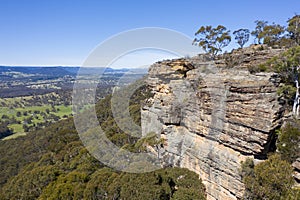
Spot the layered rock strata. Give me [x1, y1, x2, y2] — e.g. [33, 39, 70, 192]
[141, 49, 285, 199]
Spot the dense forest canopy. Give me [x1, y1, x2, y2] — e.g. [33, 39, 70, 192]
[0, 85, 206, 200]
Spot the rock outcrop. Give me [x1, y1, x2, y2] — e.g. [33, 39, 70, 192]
[141, 47, 285, 199]
[293, 158, 300, 185]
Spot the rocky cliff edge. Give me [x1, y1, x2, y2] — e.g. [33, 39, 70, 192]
[141, 46, 286, 200]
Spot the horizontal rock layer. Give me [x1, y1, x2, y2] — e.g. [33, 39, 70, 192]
[293, 158, 300, 185]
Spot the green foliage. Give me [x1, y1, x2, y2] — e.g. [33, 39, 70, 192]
[277, 123, 300, 163]
[242, 154, 296, 200]
[193, 25, 231, 56]
[251, 20, 268, 44]
[247, 63, 268, 74]
[39, 171, 90, 200]
[240, 158, 254, 178]
[83, 167, 119, 200]
[287, 14, 300, 45]
[233, 28, 250, 48]
[251, 20, 285, 46]
[0, 165, 61, 200]
[84, 167, 206, 200]
[132, 132, 165, 153]
[0, 122, 13, 139]
[171, 188, 204, 200]
[250, 45, 300, 106]
[277, 37, 296, 48]
[277, 84, 296, 105]
[112, 172, 168, 200]
[94, 82, 155, 149]
[0, 104, 72, 135]
[262, 23, 285, 46]
[0, 117, 78, 186]
[160, 168, 206, 200]
[267, 45, 300, 84]
[0, 81, 207, 200]
[284, 188, 300, 200]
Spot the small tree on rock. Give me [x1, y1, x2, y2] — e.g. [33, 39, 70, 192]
[233, 28, 250, 48]
[193, 25, 231, 56]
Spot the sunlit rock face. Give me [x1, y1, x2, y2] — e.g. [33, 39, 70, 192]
[141, 47, 285, 199]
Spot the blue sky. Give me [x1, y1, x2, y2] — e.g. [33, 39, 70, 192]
[0, 0, 299, 66]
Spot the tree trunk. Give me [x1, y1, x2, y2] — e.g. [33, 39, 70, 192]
[293, 67, 300, 116]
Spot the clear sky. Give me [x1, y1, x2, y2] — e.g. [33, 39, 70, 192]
[0, 0, 299, 66]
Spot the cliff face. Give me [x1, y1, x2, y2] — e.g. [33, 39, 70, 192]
[141, 47, 285, 200]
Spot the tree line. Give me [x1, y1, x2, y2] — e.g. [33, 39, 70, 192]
[193, 15, 300, 56]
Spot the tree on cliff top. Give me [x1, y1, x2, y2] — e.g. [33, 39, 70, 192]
[193, 25, 231, 56]
[233, 28, 250, 48]
[287, 14, 300, 45]
[252, 20, 285, 46]
[251, 20, 268, 44]
[262, 23, 285, 46]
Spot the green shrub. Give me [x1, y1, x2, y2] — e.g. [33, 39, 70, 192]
[242, 154, 296, 200]
[248, 63, 268, 74]
[277, 84, 297, 105]
[277, 123, 300, 163]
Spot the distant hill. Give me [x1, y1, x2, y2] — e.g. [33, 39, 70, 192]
[0, 66, 147, 78]
[0, 66, 77, 77]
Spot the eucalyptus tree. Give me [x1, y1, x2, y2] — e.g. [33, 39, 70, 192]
[193, 25, 231, 56]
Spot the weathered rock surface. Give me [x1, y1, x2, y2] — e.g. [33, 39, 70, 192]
[141, 48, 285, 199]
[216, 44, 285, 69]
[293, 158, 300, 185]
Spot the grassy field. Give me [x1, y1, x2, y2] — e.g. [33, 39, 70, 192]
[0, 105, 72, 118]
[0, 104, 73, 136]
[0, 96, 32, 104]
[0, 91, 97, 140]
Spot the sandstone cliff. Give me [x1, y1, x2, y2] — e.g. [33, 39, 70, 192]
[141, 46, 286, 199]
